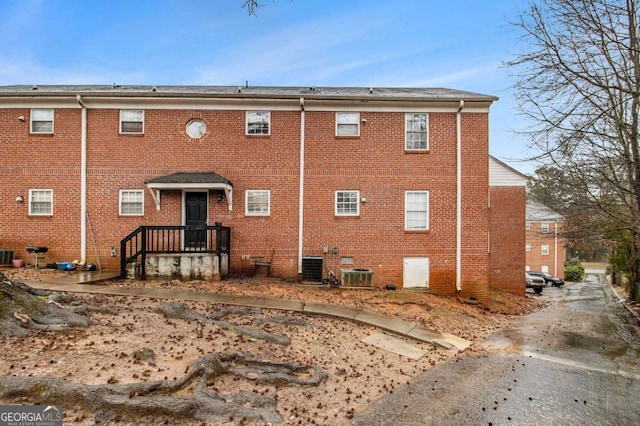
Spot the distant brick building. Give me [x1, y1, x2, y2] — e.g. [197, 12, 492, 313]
[0, 85, 525, 299]
[525, 200, 565, 278]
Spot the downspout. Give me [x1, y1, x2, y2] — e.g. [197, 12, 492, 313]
[77, 95, 88, 264]
[456, 100, 464, 292]
[298, 97, 305, 274]
[554, 221, 558, 276]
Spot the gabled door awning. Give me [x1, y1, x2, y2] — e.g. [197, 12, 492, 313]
[145, 172, 233, 211]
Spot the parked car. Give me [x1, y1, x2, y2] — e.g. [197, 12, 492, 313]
[527, 271, 564, 287]
[526, 272, 546, 294]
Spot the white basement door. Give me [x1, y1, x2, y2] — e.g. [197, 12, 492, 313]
[403, 257, 430, 288]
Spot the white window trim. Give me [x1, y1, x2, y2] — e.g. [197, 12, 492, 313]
[525, 221, 531, 230]
[541, 244, 549, 256]
[120, 109, 145, 134]
[405, 190, 430, 231]
[246, 111, 271, 135]
[525, 244, 532, 252]
[245, 190, 271, 216]
[335, 190, 360, 216]
[28, 189, 53, 216]
[541, 222, 549, 233]
[30, 109, 54, 134]
[336, 112, 360, 136]
[405, 113, 429, 151]
[119, 189, 144, 216]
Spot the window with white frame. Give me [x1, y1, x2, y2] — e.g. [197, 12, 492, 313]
[120, 110, 144, 134]
[525, 244, 532, 252]
[405, 113, 428, 150]
[245, 190, 270, 216]
[335, 191, 360, 216]
[541, 244, 549, 255]
[30, 109, 54, 134]
[336, 112, 360, 136]
[405, 191, 429, 230]
[541, 222, 549, 233]
[29, 189, 53, 215]
[525, 221, 531, 230]
[246, 111, 270, 135]
[541, 265, 549, 273]
[119, 190, 144, 216]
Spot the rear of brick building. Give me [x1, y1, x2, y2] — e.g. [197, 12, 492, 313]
[0, 85, 525, 299]
[525, 200, 565, 278]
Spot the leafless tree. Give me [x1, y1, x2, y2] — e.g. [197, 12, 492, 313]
[509, 0, 640, 298]
[243, 0, 262, 16]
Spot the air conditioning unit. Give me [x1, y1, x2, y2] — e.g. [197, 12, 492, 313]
[341, 268, 374, 288]
[301, 256, 323, 282]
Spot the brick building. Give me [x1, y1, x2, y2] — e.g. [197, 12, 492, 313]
[488, 157, 529, 295]
[0, 85, 525, 299]
[525, 200, 565, 278]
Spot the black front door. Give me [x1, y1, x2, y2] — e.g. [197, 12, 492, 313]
[185, 192, 207, 248]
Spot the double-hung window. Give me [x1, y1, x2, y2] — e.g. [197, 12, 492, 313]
[119, 190, 144, 216]
[405, 191, 429, 230]
[246, 111, 270, 135]
[246, 190, 270, 216]
[29, 189, 53, 215]
[525, 244, 532, 252]
[335, 190, 360, 216]
[541, 244, 549, 256]
[30, 109, 54, 134]
[541, 222, 549, 233]
[336, 112, 360, 136]
[120, 110, 144, 134]
[405, 113, 428, 150]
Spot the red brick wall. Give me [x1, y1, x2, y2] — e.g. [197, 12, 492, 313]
[489, 186, 526, 296]
[0, 108, 82, 265]
[1, 104, 493, 298]
[526, 221, 565, 278]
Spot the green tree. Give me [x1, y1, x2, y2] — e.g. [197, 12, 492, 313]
[509, 0, 640, 299]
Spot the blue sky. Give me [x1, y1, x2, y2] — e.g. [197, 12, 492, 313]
[0, 0, 535, 174]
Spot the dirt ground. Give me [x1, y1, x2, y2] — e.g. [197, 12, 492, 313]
[0, 267, 546, 425]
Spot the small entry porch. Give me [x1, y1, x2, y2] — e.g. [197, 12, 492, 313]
[120, 171, 233, 280]
[120, 223, 231, 280]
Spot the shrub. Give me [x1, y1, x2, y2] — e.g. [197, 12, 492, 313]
[564, 263, 585, 282]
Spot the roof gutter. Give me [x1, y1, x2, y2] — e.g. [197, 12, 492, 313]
[456, 100, 464, 292]
[76, 95, 87, 264]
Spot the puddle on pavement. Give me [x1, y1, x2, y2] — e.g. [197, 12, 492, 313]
[562, 331, 629, 359]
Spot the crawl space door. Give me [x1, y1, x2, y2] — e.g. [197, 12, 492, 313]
[403, 257, 429, 288]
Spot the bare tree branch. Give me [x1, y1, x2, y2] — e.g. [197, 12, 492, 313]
[509, 0, 640, 298]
